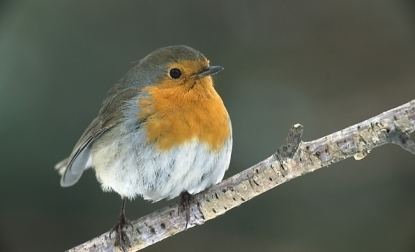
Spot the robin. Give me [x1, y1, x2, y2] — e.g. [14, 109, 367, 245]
[55, 45, 232, 249]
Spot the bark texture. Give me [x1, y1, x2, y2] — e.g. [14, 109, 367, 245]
[68, 100, 415, 252]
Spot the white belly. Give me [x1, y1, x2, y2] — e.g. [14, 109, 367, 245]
[91, 125, 232, 201]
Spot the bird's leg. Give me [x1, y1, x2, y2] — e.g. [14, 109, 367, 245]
[179, 191, 193, 229]
[110, 198, 132, 251]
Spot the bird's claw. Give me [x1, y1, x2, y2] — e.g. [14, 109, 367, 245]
[179, 191, 192, 229]
[110, 214, 133, 251]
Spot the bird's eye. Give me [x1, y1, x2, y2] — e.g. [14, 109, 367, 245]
[169, 68, 182, 79]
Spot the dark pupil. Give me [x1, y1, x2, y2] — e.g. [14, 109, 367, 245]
[169, 68, 182, 79]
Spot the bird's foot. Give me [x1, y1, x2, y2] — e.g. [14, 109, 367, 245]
[110, 213, 133, 251]
[179, 191, 193, 229]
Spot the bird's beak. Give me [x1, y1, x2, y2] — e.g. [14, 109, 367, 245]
[196, 65, 224, 79]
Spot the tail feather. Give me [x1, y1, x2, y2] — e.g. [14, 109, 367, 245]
[54, 158, 69, 176]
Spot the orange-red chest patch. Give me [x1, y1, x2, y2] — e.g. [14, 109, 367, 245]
[138, 78, 230, 152]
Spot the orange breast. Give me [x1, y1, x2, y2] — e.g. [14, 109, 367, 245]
[138, 77, 230, 151]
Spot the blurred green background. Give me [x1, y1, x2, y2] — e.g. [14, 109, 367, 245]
[1, 0, 415, 251]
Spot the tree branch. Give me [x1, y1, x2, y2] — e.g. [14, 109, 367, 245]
[68, 100, 415, 252]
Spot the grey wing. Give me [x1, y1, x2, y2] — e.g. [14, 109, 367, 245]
[55, 87, 140, 187]
[57, 117, 109, 187]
